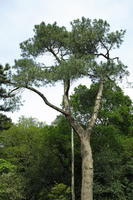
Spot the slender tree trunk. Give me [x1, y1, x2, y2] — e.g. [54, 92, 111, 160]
[71, 128, 75, 200]
[81, 134, 93, 200]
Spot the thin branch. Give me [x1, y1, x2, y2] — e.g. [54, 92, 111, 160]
[94, 53, 108, 59]
[112, 56, 119, 61]
[25, 85, 69, 116]
[0, 94, 14, 98]
[94, 53, 119, 62]
[8, 87, 20, 95]
[48, 47, 61, 64]
[108, 43, 113, 52]
[99, 39, 110, 58]
[25, 85, 85, 139]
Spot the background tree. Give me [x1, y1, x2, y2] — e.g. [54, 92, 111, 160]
[47, 183, 71, 200]
[0, 64, 19, 130]
[0, 158, 25, 200]
[0, 117, 72, 200]
[7, 17, 128, 200]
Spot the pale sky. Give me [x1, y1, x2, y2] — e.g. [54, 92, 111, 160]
[0, 0, 133, 124]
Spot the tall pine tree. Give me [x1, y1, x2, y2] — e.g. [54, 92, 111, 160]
[8, 18, 128, 200]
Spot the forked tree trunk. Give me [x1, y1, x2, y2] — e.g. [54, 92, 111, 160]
[81, 134, 93, 200]
[26, 80, 104, 200]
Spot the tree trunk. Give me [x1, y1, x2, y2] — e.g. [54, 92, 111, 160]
[81, 134, 93, 200]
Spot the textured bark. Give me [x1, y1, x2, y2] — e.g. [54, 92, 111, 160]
[63, 79, 70, 113]
[81, 134, 93, 200]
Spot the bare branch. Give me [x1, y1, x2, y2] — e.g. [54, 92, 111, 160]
[25, 85, 69, 116]
[94, 53, 108, 59]
[108, 43, 113, 52]
[112, 57, 119, 61]
[0, 94, 14, 98]
[8, 87, 20, 95]
[94, 53, 119, 62]
[99, 39, 110, 58]
[48, 47, 61, 63]
[25, 84, 85, 139]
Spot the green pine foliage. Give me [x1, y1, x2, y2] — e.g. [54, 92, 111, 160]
[12, 17, 127, 88]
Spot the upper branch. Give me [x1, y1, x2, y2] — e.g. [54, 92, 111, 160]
[48, 47, 61, 64]
[94, 52, 119, 63]
[99, 39, 110, 58]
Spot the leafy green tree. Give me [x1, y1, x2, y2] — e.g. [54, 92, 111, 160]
[0, 114, 12, 131]
[0, 117, 46, 199]
[7, 17, 128, 200]
[92, 128, 133, 200]
[0, 117, 72, 200]
[70, 82, 133, 131]
[0, 172, 25, 200]
[0, 158, 25, 200]
[120, 137, 133, 200]
[48, 183, 71, 200]
[0, 158, 15, 174]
